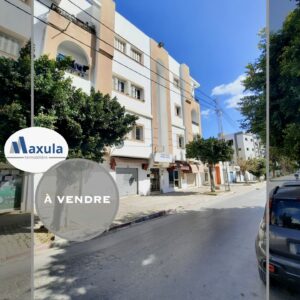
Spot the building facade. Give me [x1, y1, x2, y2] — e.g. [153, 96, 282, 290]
[223, 132, 265, 163]
[1, 0, 203, 202]
[0, 0, 32, 212]
[223, 132, 265, 182]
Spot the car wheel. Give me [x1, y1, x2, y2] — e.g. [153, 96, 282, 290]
[258, 267, 266, 284]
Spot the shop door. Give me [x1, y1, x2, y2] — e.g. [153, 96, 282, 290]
[150, 168, 160, 192]
[116, 168, 138, 197]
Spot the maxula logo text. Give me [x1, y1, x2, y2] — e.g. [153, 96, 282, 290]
[11, 136, 63, 154]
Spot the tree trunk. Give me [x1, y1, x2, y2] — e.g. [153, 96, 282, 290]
[208, 165, 216, 192]
[243, 171, 248, 183]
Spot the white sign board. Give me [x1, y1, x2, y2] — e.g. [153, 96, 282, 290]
[154, 153, 173, 163]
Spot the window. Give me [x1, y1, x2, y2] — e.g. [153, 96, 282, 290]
[271, 198, 300, 230]
[177, 135, 185, 149]
[115, 38, 126, 53]
[113, 77, 126, 93]
[132, 125, 144, 141]
[245, 137, 248, 141]
[174, 78, 180, 88]
[175, 105, 182, 117]
[238, 148, 242, 151]
[131, 48, 142, 63]
[131, 85, 143, 100]
[0, 32, 21, 59]
[246, 147, 249, 151]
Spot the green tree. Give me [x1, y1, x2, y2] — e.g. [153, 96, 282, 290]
[248, 158, 266, 181]
[0, 43, 138, 161]
[240, 3, 300, 165]
[186, 137, 233, 192]
[236, 158, 252, 183]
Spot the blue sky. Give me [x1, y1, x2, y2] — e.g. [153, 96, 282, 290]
[115, 0, 266, 138]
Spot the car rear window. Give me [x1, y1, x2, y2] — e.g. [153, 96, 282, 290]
[271, 199, 300, 230]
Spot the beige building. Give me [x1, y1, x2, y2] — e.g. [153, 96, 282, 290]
[1, 0, 203, 202]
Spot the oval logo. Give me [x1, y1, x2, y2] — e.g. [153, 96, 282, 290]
[4, 127, 69, 173]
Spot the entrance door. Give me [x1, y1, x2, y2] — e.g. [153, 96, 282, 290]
[150, 168, 160, 192]
[116, 168, 138, 197]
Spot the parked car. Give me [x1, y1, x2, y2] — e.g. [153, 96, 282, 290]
[255, 181, 300, 285]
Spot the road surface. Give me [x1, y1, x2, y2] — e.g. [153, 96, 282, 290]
[34, 186, 267, 300]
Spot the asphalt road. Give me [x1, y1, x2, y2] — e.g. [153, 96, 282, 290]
[34, 186, 268, 300]
[2, 182, 299, 299]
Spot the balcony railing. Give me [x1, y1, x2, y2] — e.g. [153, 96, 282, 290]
[57, 53, 89, 79]
[50, 3, 96, 35]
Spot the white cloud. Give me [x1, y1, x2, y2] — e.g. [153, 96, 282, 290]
[201, 109, 211, 118]
[211, 74, 249, 109]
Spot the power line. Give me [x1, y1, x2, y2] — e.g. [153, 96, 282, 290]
[57, 0, 198, 91]
[36, 0, 223, 119]
[195, 89, 217, 104]
[8, 0, 240, 135]
[34, 0, 205, 104]
[6, 0, 202, 107]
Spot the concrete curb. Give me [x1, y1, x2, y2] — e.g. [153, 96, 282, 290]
[109, 210, 169, 232]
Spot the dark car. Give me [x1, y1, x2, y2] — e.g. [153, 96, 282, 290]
[255, 181, 300, 285]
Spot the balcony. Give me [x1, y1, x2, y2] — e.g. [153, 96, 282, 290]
[50, 3, 96, 35]
[57, 53, 89, 79]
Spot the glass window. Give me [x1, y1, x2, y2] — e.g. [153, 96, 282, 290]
[271, 199, 300, 230]
[131, 48, 142, 63]
[114, 77, 126, 93]
[131, 85, 143, 100]
[175, 105, 181, 117]
[133, 125, 143, 141]
[174, 78, 180, 88]
[115, 38, 126, 53]
[178, 135, 184, 149]
[169, 169, 174, 187]
[0, 32, 21, 59]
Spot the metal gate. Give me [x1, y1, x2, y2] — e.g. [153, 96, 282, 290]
[116, 168, 138, 197]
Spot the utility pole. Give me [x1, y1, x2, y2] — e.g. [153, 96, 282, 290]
[215, 98, 230, 191]
[215, 98, 224, 140]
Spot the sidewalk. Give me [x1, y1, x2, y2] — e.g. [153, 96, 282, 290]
[0, 182, 265, 258]
[113, 182, 265, 225]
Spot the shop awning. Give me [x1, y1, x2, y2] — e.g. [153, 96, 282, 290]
[177, 163, 190, 171]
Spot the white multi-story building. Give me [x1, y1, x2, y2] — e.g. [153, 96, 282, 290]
[1, 0, 203, 204]
[223, 132, 265, 164]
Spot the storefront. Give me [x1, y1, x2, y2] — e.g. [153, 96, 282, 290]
[108, 157, 150, 196]
[116, 167, 138, 197]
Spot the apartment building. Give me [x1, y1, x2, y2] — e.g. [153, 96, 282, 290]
[223, 132, 265, 163]
[1, 0, 203, 199]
